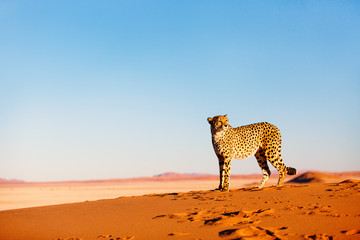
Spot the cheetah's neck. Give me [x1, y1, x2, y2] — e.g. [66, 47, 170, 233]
[211, 126, 233, 143]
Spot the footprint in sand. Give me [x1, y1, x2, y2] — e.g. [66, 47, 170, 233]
[204, 210, 269, 227]
[98, 235, 135, 240]
[341, 229, 360, 236]
[283, 205, 304, 211]
[153, 210, 214, 223]
[243, 208, 275, 217]
[302, 204, 342, 217]
[205, 215, 260, 226]
[218, 226, 284, 240]
[56, 238, 83, 240]
[303, 234, 333, 240]
[168, 232, 190, 237]
[153, 208, 275, 228]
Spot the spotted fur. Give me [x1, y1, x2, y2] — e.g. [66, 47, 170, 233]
[207, 114, 297, 191]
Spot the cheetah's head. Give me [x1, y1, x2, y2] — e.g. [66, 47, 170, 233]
[207, 115, 229, 133]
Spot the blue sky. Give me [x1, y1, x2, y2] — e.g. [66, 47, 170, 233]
[1, 1, 359, 181]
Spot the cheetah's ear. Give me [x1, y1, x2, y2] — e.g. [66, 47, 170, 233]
[207, 117, 213, 124]
[224, 114, 227, 118]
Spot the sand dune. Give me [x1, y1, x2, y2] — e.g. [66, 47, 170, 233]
[1, 176, 360, 240]
[287, 171, 343, 184]
[0, 171, 359, 211]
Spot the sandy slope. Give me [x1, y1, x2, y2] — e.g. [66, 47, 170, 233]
[0, 179, 273, 211]
[2, 171, 357, 211]
[0, 179, 359, 240]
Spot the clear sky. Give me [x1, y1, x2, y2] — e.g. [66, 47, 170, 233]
[1, 1, 359, 182]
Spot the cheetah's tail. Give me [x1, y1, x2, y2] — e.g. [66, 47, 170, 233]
[286, 167, 297, 175]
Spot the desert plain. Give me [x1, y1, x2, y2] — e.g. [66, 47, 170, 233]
[0, 171, 360, 240]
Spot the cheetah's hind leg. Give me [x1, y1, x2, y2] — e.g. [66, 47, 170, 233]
[255, 148, 271, 189]
[273, 166, 298, 187]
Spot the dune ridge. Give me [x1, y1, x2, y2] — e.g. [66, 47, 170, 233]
[288, 171, 343, 184]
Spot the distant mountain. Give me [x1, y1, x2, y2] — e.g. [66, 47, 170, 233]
[152, 172, 216, 180]
[1, 171, 359, 184]
[0, 178, 25, 184]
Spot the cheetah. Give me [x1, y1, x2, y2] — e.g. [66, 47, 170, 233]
[207, 114, 297, 191]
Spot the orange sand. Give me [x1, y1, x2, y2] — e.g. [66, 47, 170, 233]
[1, 178, 360, 240]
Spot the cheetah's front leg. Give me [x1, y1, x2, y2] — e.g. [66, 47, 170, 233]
[217, 157, 232, 192]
